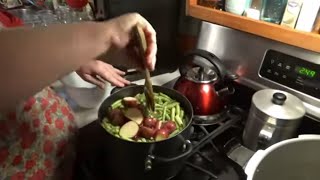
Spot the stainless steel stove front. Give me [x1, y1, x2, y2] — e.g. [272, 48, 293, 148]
[196, 21, 320, 120]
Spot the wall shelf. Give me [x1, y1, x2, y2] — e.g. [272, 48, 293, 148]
[187, 0, 320, 53]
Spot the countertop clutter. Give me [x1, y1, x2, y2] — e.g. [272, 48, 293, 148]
[191, 0, 320, 52]
[0, 0, 94, 29]
[199, 0, 320, 32]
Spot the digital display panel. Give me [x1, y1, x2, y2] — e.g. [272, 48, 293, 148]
[295, 66, 317, 78]
[259, 49, 320, 99]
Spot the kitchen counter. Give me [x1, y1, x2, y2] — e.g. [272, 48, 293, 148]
[52, 69, 181, 128]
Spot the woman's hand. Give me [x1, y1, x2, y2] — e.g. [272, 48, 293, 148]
[76, 60, 130, 89]
[102, 13, 157, 71]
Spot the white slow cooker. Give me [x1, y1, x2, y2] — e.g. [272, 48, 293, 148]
[245, 135, 320, 180]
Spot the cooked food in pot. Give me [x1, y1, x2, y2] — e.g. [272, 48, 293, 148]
[101, 92, 186, 142]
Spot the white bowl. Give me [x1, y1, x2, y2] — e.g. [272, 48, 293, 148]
[60, 72, 109, 109]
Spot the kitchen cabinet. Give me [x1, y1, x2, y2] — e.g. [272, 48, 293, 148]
[186, 0, 320, 53]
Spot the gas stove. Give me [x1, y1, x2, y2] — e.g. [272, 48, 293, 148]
[73, 77, 320, 180]
[73, 21, 320, 180]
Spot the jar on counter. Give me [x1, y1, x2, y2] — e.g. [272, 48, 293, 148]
[260, 0, 288, 24]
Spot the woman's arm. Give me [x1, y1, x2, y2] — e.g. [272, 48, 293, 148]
[0, 13, 157, 111]
[0, 22, 109, 111]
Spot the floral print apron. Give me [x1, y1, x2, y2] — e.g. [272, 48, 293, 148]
[0, 87, 77, 180]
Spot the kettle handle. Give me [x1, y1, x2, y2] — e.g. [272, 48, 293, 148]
[180, 49, 238, 81]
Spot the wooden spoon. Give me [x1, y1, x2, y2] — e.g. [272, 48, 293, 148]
[132, 25, 155, 112]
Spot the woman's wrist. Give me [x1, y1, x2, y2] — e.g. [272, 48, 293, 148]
[75, 21, 113, 59]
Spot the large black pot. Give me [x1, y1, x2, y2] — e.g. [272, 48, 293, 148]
[96, 85, 194, 180]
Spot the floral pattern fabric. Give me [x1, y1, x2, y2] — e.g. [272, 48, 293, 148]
[0, 87, 77, 180]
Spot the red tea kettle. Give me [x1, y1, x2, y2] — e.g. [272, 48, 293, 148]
[174, 49, 238, 121]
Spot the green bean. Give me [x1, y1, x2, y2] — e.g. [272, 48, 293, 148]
[180, 110, 184, 120]
[175, 115, 183, 126]
[123, 137, 133, 142]
[171, 107, 176, 121]
[114, 126, 120, 134]
[169, 129, 180, 138]
[165, 113, 171, 120]
[111, 99, 122, 109]
[159, 93, 171, 99]
[158, 96, 172, 103]
[176, 104, 180, 117]
[102, 117, 108, 122]
[162, 106, 167, 121]
[155, 98, 162, 105]
[136, 94, 145, 103]
[166, 102, 179, 109]
[155, 104, 162, 108]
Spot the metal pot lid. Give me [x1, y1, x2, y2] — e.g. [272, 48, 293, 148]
[252, 89, 306, 120]
[186, 67, 218, 83]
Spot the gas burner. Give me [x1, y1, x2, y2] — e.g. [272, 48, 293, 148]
[171, 107, 247, 180]
[192, 110, 228, 126]
[192, 106, 244, 126]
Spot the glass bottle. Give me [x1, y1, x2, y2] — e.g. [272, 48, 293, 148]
[260, 0, 288, 24]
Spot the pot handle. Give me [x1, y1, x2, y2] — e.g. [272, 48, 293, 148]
[244, 149, 266, 180]
[144, 132, 193, 171]
[257, 123, 276, 149]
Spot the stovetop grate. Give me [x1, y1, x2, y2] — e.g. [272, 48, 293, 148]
[172, 106, 247, 180]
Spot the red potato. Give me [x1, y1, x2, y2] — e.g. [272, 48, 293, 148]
[143, 118, 157, 128]
[154, 128, 169, 141]
[119, 121, 139, 139]
[137, 104, 147, 117]
[139, 126, 157, 139]
[163, 121, 177, 134]
[108, 109, 127, 126]
[137, 104, 145, 110]
[122, 97, 139, 107]
[124, 108, 144, 124]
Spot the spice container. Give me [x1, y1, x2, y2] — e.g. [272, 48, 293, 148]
[260, 0, 288, 24]
[280, 0, 303, 29]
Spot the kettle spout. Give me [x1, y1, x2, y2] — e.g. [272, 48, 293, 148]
[217, 86, 235, 97]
